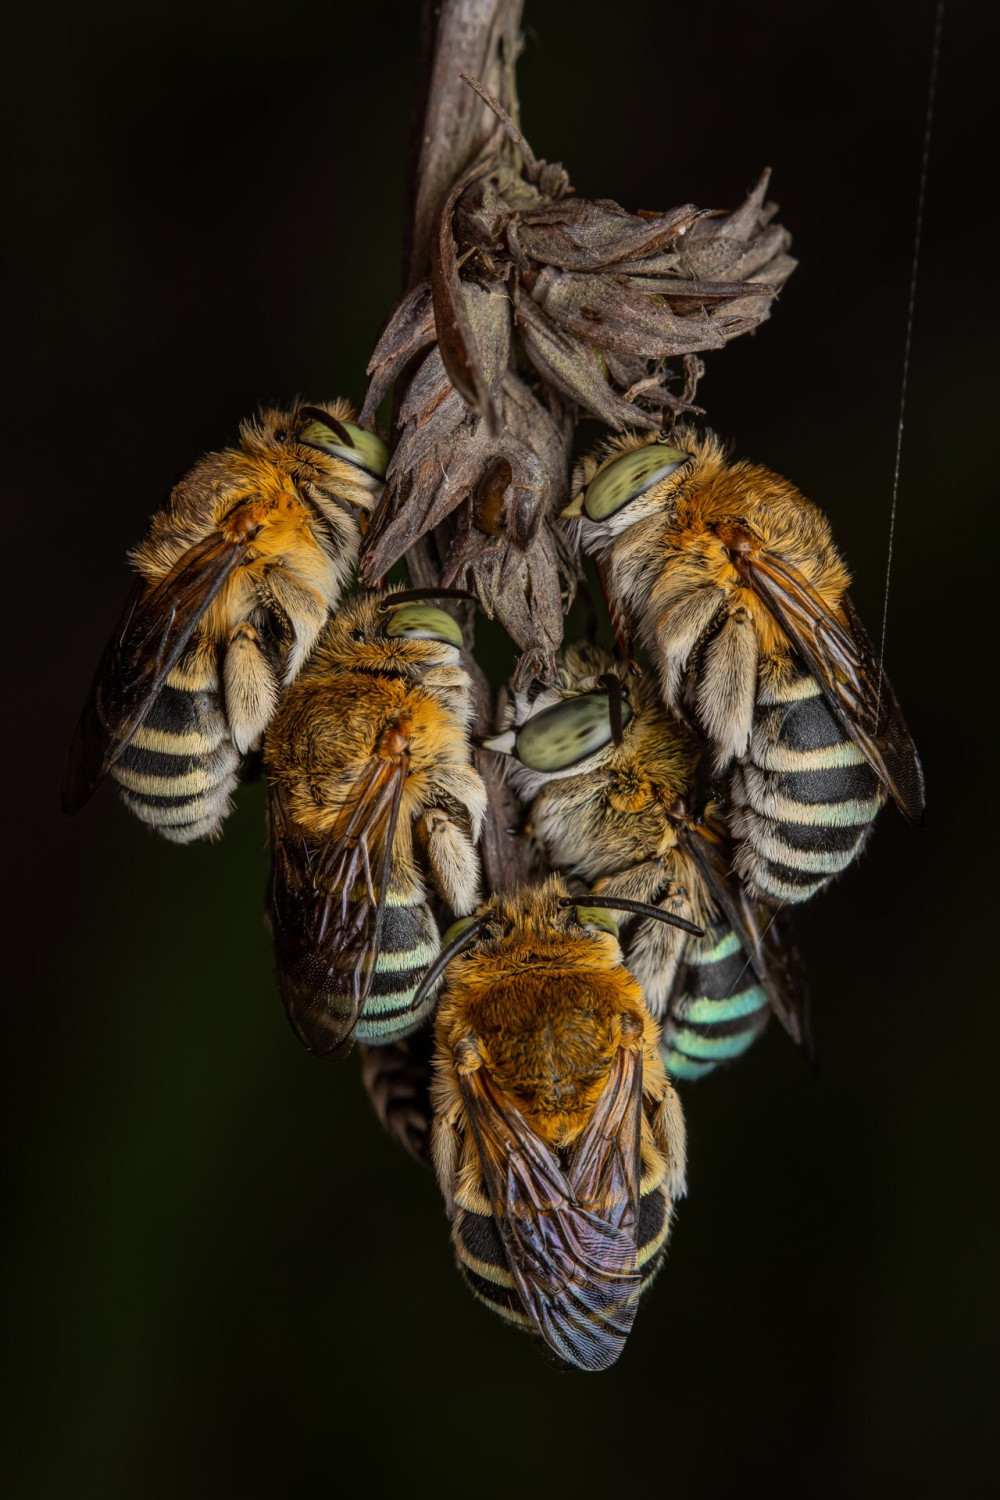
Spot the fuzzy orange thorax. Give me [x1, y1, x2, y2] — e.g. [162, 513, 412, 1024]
[443, 939, 647, 1146]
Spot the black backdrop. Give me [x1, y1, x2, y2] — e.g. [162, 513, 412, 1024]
[5, 2, 996, 1495]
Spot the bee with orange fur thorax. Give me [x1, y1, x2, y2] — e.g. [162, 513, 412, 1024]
[564, 430, 925, 904]
[63, 401, 387, 842]
[264, 589, 487, 1058]
[429, 877, 690, 1372]
[483, 642, 806, 1080]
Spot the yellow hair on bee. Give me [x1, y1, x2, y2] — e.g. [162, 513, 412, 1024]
[563, 422, 922, 907]
[432, 877, 675, 1151]
[66, 398, 388, 841]
[262, 587, 486, 1057]
[498, 645, 721, 1016]
[571, 427, 852, 771]
[430, 878, 688, 1370]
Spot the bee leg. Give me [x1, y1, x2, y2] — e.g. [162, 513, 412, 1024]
[223, 621, 279, 753]
[695, 606, 758, 769]
[650, 1086, 688, 1202]
[257, 568, 328, 681]
[620, 898, 691, 1019]
[686, 727, 728, 814]
[594, 859, 694, 1020]
[416, 808, 481, 916]
[429, 1068, 467, 1214]
[426, 764, 489, 842]
[595, 556, 641, 674]
[654, 586, 725, 711]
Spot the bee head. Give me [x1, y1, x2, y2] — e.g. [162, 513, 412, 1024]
[240, 401, 387, 518]
[481, 660, 636, 797]
[562, 430, 699, 546]
[427, 874, 701, 1010]
[420, 877, 626, 1016]
[293, 404, 389, 481]
[315, 588, 471, 676]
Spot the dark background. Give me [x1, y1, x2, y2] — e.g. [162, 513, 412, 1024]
[4, 1, 996, 1495]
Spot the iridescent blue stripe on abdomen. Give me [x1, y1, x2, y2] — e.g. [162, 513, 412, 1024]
[662, 925, 770, 1081]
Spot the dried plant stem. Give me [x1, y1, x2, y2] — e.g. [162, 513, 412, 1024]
[401, 0, 532, 891]
[405, 1, 525, 289]
[374, 0, 793, 891]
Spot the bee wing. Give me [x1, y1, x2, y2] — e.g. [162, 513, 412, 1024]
[460, 1065, 641, 1373]
[62, 532, 252, 813]
[679, 818, 809, 1048]
[737, 551, 925, 822]
[565, 1043, 644, 1233]
[756, 908, 814, 1062]
[267, 743, 408, 1058]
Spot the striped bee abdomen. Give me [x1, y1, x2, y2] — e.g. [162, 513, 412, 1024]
[111, 666, 240, 843]
[354, 896, 440, 1045]
[453, 1202, 532, 1332]
[730, 669, 885, 904]
[662, 925, 769, 1081]
[452, 1168, 668, 1336]
[635, 1178, 671, 1294]
[360, 1032, 435, 1163]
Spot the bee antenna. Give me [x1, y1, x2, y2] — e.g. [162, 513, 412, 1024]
[298, 405, 356, 446]
[557, 895, 703, 936]
[409, 914, 493, 1013]
[378, 587, 478, 611]
[596, 672, 626, 745]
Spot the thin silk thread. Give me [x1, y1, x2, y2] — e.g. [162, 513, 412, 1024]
[728, 6, 946, 1006]
[724, 898, 785, 1003]
[876, 0, 945, 719]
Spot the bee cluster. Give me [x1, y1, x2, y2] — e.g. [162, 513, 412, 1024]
[65, 392, 923, 1372]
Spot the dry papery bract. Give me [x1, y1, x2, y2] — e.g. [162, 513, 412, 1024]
[361, 100, 795, 686]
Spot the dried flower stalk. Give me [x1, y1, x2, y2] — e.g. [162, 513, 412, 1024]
[361, 0, 794, 879]
[361, 4, 794, 697]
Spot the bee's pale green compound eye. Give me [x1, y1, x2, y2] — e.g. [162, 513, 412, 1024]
[574, 906, 620, 937]
[300, 417, 389, 480]
[385, 603, 464, 647]
[514, 692, 633, 772]
[583, 444, 691, 521]
[441, 915, 478, 945]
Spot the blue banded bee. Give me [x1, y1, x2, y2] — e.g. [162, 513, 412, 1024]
[63, 401, 387, 841]
[563, 430, 924, 903]
[426, 878, 692, 1371]
[263, 588, 487, 1058]
[483, 643, 806, 1079]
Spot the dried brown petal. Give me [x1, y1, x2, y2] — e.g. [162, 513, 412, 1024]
[360, 281, 437, 426]
[516, 295, 661, 430]
[530, 267, 763, 359]
[457, 512, 573, 687]
[679, 170, 795, 284]
[515, 199, 702, 270]
[431, 160, 502, 433]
